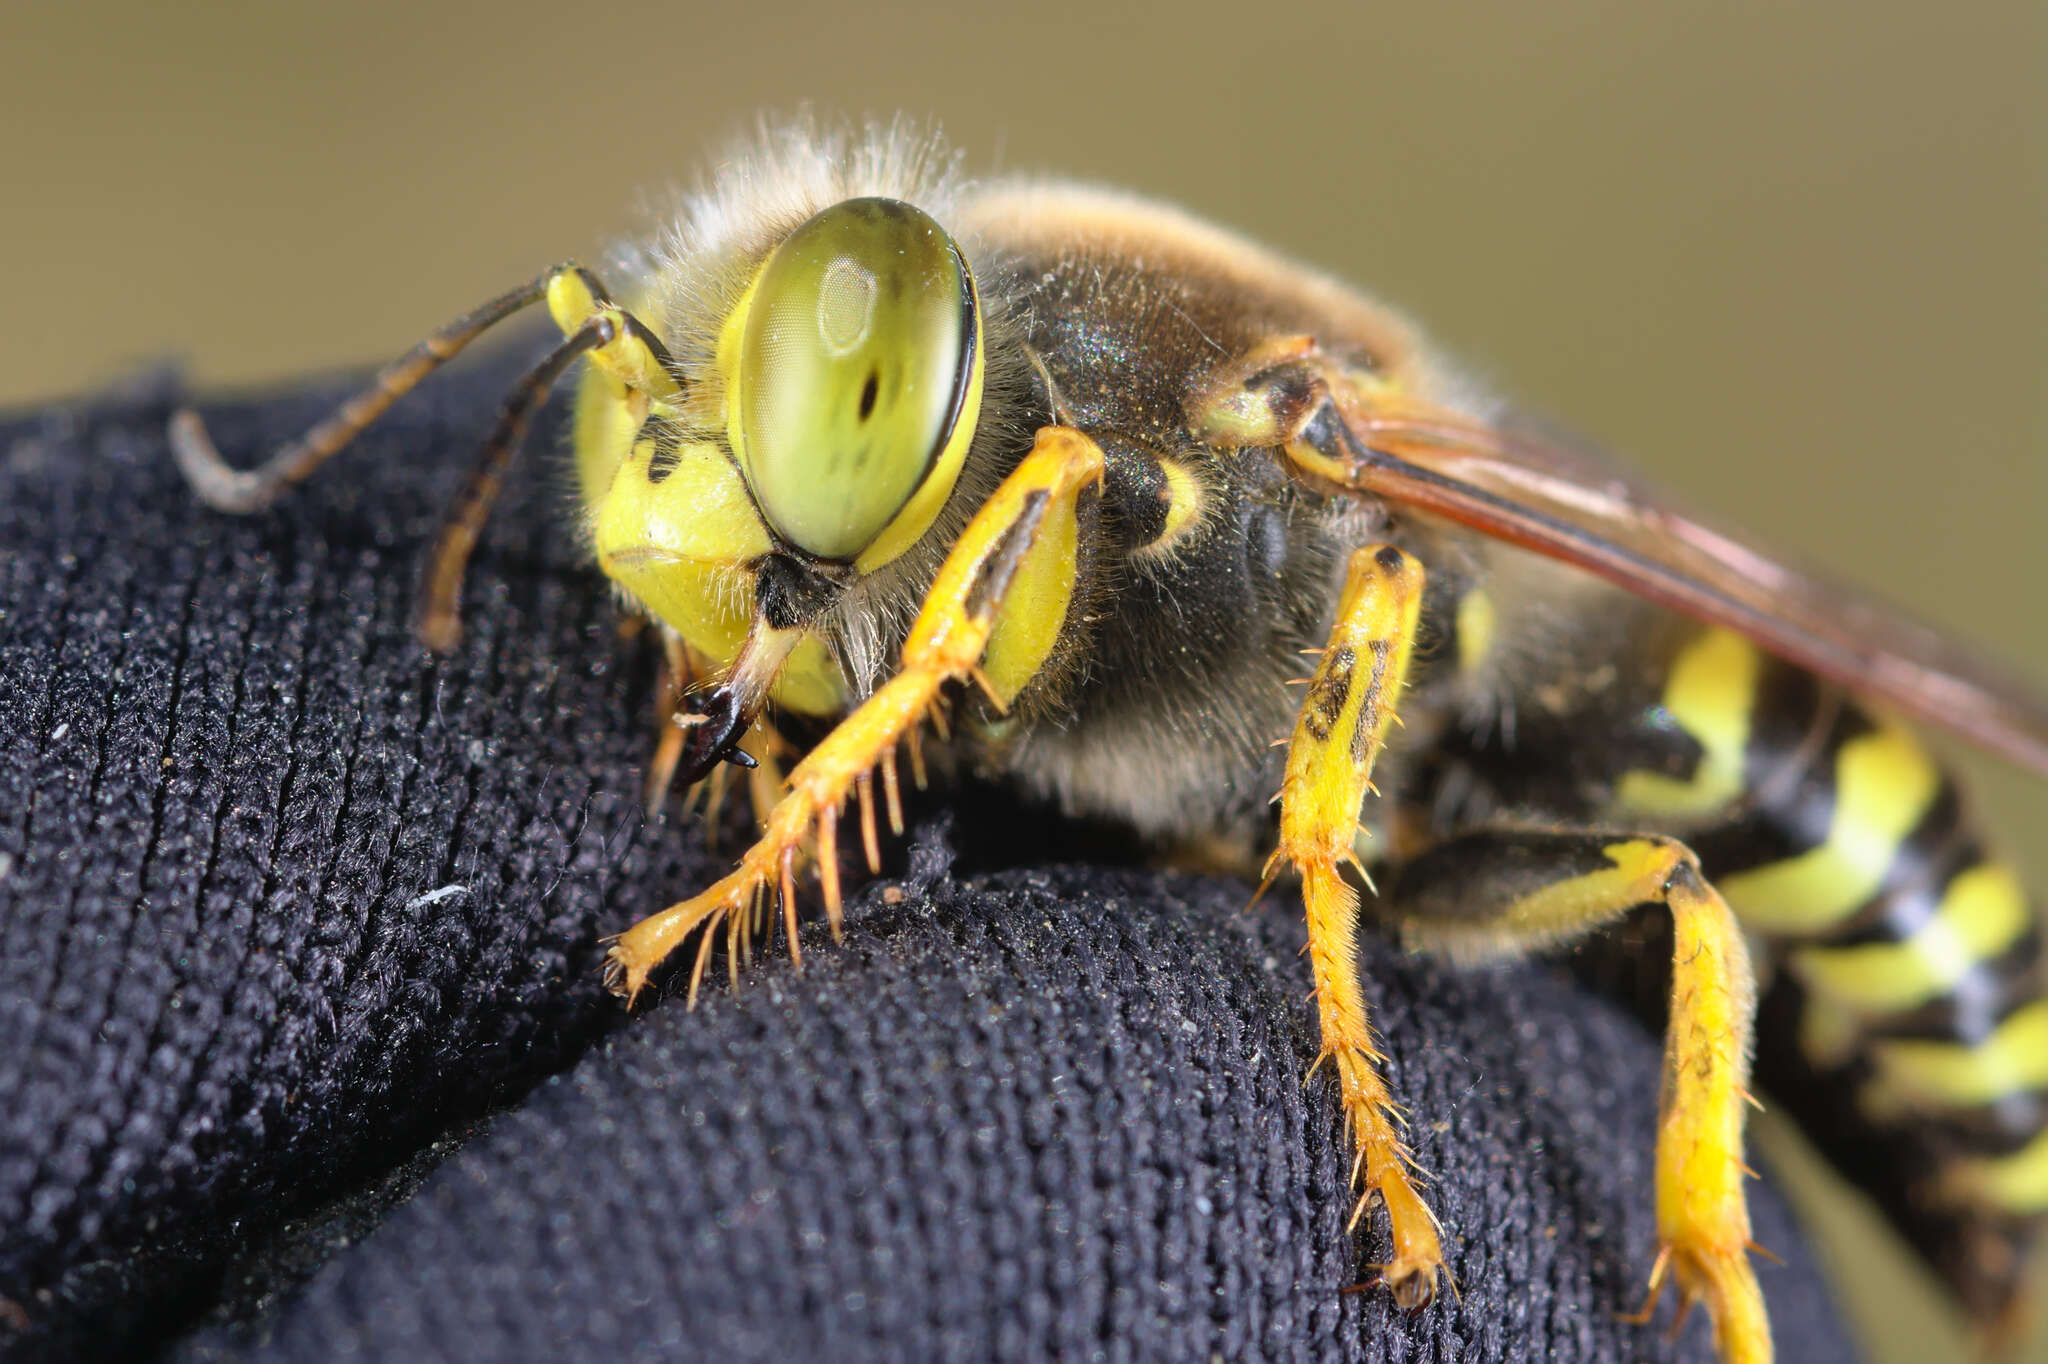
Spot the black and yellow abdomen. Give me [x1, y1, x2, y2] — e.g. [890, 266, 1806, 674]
[1604, 626, 2048, 1319]
[1422, 598, 2046, 1319]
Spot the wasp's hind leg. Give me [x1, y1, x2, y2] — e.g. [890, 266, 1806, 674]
[603, 426, 1106, 1007]
[1389, 830, 1771, 1364]
[1265, 543, 1447, 1309]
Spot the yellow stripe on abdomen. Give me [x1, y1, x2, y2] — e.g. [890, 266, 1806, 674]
[1868, 1000, 2048, 1109]
[1454, 588, 1496, 676]
[1950, 1125, 2048, 1215]
[1612, 627, 1759, 820]
[1792, 863, 2031, 1014]
[1718, 726, 1942, 936]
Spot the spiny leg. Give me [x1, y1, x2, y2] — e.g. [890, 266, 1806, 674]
[603, 425, 1106, 1007]
[1264, 543, 1445, 1308]
[1390, 831, 1771, 1364]
[644, 631, 697, 816]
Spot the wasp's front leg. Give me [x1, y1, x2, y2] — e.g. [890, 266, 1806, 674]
[1265, 543, 1446, 1308]
[604, 426, 1105, 1006]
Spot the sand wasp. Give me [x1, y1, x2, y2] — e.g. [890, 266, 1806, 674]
[170, 121, 2048, 1363]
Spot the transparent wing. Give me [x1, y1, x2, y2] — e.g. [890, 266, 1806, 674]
[1321, 401, 2048, 778]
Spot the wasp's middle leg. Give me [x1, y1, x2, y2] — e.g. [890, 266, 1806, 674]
[1389, 829, 1771, 1364]
[1267, 543, 1446, 1307]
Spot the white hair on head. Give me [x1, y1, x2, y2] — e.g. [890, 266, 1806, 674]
[594, 114, 1031, 699]
[632, 115, 972, 377]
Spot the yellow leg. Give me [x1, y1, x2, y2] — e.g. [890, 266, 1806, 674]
[1265, 544, 1446, 1308]
[1619, 850, 1768, 1364]
[643, 631, 696, 817]
[603, 426, 1106, 1006]
[1392, 831, 1771, 1363]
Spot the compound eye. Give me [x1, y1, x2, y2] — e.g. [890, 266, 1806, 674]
[733, 197, 975, 562]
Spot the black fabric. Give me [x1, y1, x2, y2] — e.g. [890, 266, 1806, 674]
[0, 354, 1860, 1362]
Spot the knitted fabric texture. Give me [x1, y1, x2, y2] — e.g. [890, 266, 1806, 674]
[0, 356, 1858, 1362]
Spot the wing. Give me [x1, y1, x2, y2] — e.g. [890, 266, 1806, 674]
[1309, 401, 2048, 779]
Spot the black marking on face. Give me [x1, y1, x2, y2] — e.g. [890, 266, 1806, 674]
[754, 554, 840, 631]
[859, 371, 879, 421]
[645, 427, 682, 484]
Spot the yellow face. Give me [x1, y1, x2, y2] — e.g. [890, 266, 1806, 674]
[583, 196, 988, 728]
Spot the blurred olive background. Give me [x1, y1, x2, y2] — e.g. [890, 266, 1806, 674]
[3, 1, 2042, 1359]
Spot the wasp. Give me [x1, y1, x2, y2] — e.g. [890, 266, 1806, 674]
[170, 122, 2048, 1363]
